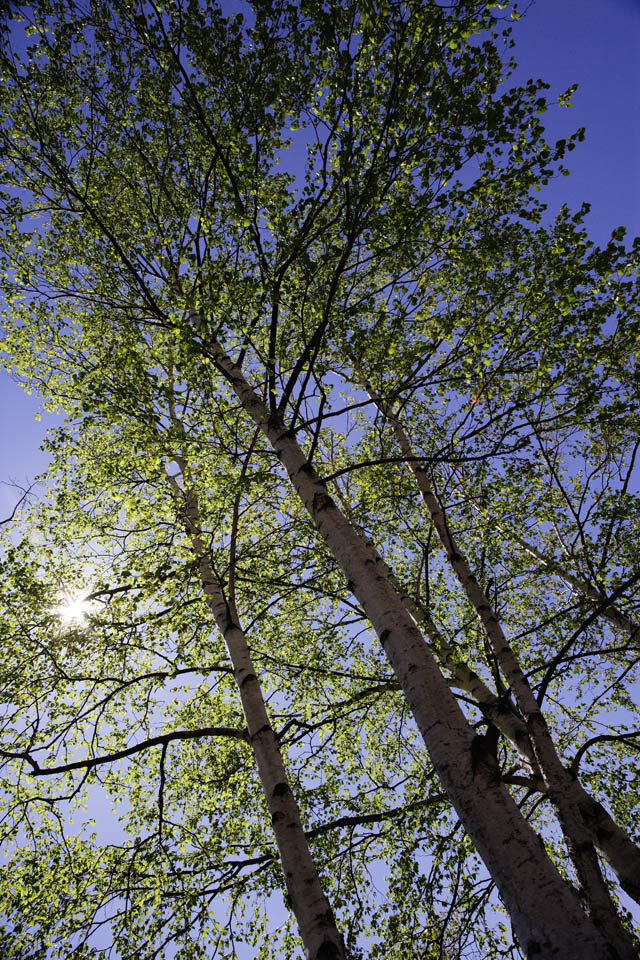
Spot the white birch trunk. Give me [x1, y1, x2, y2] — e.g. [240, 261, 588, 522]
[379, 547, 640, 904]
[208, 339, 620, 960]
[360, 377, 637, 957]
[165, 463, 347, 960]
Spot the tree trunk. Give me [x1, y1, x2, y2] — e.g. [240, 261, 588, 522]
[209, 338, 620, 960]
[360, 375, 637, 956]
[165, 459, 348, 960]
[346, 513, 640, 903]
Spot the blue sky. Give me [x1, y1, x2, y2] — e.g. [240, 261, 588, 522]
[1, 0, 638, 517]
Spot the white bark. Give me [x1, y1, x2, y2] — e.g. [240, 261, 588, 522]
[209, 340, 619, 960]
[361, 377, 637, 957]
[363, 503, 640, 905]
[164, 461, 347, 960]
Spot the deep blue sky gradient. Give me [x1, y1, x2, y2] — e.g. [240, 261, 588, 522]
[1, 0, 638, 517]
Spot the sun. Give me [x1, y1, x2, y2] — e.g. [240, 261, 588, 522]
[52, 591, 93, 627]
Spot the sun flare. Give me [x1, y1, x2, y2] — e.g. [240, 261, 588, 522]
[52, 592, 93, 627]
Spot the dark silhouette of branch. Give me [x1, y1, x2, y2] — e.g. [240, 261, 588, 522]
[306, 795, 445, 838]
[0, 726, 248, 777]
[537, 569, 640, 705]
[570, 731, 640, 776]
[0, 481, 36, 526]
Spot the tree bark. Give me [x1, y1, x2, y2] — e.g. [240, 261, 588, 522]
[360, 375, 637, 956]
[378, 548, 640, 906]
[164, 457, 348, 960]
[208, 338, 621, 960]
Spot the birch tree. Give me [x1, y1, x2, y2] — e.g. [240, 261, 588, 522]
[1, 1, 638, 958]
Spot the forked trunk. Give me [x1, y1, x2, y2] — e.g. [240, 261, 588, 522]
[359, 374, 637, 956]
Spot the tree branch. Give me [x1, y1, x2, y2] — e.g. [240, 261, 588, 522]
[570, 731, 640, 777]
[0, 726, 249, 777]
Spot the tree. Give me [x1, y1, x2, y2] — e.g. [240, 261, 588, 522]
[0, 1, 638, 958]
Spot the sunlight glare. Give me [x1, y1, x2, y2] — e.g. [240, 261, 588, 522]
[52, 591, 93, 627]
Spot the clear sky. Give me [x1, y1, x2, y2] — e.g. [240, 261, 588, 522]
[1, 0, 639, 519]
